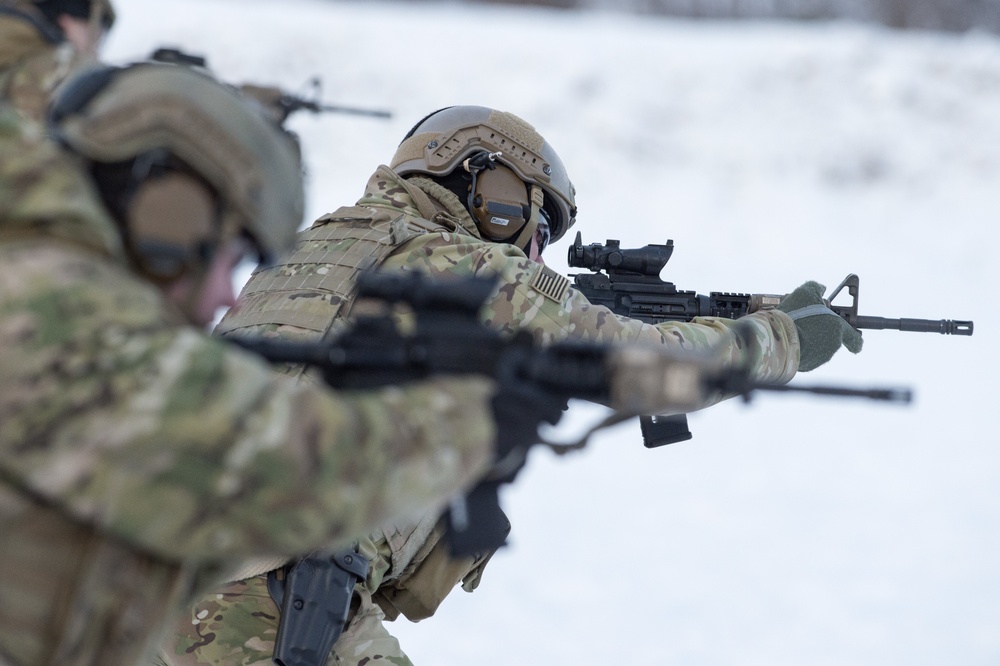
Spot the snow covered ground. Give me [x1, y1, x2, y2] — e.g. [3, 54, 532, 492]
[105, 2, 997, 664]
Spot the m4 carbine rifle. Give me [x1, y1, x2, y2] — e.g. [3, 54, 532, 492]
[230, 271, 910, 552]
[229, 272, 912, 666]
[566, 232, 972, 448]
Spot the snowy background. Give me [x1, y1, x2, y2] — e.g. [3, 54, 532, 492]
[104, 2, 996, 664]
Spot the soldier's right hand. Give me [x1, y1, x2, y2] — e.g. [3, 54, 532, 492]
[442, 370, 564, 557]
[488, 369, 566, 483]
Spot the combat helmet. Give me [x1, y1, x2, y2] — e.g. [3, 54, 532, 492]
[49, 61, 304, 282]
[390, 105, 576, 253]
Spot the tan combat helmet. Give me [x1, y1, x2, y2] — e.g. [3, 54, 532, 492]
[49, 61, 304, 282]
[390, 105, 576, 252]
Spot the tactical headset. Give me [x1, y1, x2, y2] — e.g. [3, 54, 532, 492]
[47, 62, 304, 287]
[462, 150, 543, 251]
[49, 65, 220, 282]
[113, 153, 220, 281]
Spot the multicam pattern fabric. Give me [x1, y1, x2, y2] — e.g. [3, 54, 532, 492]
[155, 576, 413, 666]
[0, 113, 495, 666]
[221, 165, 798, 379]
[163, 165, 800, 666]
[0, 1, 96, 121]
[0, 108, 121, 256]
[156, 514, 493, 666]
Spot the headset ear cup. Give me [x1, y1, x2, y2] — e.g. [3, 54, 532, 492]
[470, 165, 531, 243]
[125, 173, 217, 281]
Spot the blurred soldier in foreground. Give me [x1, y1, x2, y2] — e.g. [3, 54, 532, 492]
[0, 70, 538, 666]
[0, 0, 114, 119]
[160, 106, 862, 665]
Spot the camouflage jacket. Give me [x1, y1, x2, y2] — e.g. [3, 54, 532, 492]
[0, 1, 94, 121]
[0, 113, 495, 666]
[212, 165, 800, 622]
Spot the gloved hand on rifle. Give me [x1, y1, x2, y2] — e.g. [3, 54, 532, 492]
[445, 353, 567, 557]
[778, 281, 863, 372]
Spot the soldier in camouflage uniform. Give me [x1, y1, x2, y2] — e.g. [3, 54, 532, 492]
[0, 0, 114, 120]
[0, 73, 563, 666]
[159, 105, 862, 665]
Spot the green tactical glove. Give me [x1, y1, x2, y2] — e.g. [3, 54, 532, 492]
[777, 281, 863, 372]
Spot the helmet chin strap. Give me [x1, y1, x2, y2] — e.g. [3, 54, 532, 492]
[510, 184, 544, 253]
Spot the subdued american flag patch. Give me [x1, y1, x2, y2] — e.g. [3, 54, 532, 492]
[529, 265, 570, 303]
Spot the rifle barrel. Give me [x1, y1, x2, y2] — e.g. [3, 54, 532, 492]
[320, 104, 392, 118]
[755, 383, 913, 403]
[852, 315, 974, 336]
